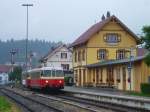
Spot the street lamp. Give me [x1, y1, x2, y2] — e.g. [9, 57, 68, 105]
[127, 46, 136, 91]
[22, 4, 33, 72]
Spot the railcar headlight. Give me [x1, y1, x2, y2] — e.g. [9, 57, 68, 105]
[59, 80, 62, 83]
[45, 80, 48, 83]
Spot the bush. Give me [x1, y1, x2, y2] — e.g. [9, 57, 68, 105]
[141, 83, 150, 94]
[64, 76, 74, 86]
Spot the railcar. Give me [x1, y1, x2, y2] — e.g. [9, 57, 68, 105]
[22, 67, 64, 89]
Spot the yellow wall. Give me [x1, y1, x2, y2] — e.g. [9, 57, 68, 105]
[86, 21, 137, 65]
[72, 19, 141, 90]
[73, 21, 138, 67]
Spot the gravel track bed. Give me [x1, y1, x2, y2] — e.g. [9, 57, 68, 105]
[3, 87, 99, 112]
[1, 88, 63, 112]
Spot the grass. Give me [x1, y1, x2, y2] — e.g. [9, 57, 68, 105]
[127, 91, 150, 97]
[0, 96, 20, 112]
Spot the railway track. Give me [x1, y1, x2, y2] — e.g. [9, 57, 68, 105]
[3, 87, 149, 112]
[2, 87, 107, 112]
[1, 88, 64, 112]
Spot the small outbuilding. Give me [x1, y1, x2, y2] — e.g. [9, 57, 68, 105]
[0, 65, 12, 85]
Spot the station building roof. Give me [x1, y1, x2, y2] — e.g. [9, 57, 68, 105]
[86, 56, 145, 68]
[70, 15, 140, 47]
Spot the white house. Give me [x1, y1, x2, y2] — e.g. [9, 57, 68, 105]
[40, 44, 72, 70]
[0, 65, 11, 85]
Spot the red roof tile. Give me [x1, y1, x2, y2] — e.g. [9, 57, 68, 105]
[0, 65, 12, 73]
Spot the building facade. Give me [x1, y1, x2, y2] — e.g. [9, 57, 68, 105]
[0, 65, 11, 85]
[40, 44, 72, 71]
[71, 15, 150, 92]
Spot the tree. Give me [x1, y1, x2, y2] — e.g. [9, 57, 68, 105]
[9, 66, 22, 82]
[142, 26, 150, 66]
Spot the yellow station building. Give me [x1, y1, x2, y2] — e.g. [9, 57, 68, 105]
[70, 14, 150, 92]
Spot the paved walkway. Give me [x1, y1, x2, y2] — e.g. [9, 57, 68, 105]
[64, 86, 125, 95]
[63, 86, 150, 101]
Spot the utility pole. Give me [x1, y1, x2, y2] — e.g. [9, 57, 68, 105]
[22, 4, 33, 72]
[29, 51, 34, 70]
[10, 49, 17, 72]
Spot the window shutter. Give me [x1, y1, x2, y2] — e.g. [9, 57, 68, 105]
[97, 50, 100, 60]
[123, 49, 126, 58]
[106, 49, 109, 60]
[103, 34, 107, 42]
[116, 50, 118, 59]
[118, 34, 121, 42]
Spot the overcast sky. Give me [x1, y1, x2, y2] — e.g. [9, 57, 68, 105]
[0, 0, 150, 43]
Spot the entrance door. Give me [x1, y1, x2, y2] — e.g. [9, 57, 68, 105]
[78, 69, 82, 86]
[122, 67, 126, 91]
[96, 69, 99, 85]
[107, 67, 114, 86]
[83, 69, 86, 86]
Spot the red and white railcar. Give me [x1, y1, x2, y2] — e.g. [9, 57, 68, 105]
[22, 67, 64, 89]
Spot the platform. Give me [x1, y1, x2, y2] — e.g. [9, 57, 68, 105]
[63, 86, 150, 111]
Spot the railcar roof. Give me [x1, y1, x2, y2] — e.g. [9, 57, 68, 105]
[27, 67, 63, 72]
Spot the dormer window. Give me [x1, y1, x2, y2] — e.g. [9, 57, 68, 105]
[104, 33, 121, 43]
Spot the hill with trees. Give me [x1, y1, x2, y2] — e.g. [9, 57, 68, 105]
[0, 39, 62, 66]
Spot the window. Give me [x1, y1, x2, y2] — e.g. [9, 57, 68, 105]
[30, 71, 41, 79]
[61, 64, 69, 70]
[116, 49, 125, 59]
[55, 70, 64, 77]
[104, 33, 121, 43]
[75, 52, 77, 62]
[52, 70, 55, 77]
[43, 70, 51, 77]
[97, 49, 107, 60]
[78, 51, 81, 61]
[82, 50, 85, 61]
[61, 52, 67, 59]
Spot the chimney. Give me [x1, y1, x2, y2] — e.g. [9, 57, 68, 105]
[106, 11, 111, 18]
[101, 14, 105, 21]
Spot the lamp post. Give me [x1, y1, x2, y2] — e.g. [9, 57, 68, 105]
[127, 47, 135, 91]
[22, 4, 33, 72]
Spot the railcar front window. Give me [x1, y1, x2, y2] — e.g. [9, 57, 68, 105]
[43, 70, 51, 77]
[52, 70, 55, 77]
[56, 70, 64, 77]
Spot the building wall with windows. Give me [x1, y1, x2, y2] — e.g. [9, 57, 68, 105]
[70, 15, 149, 92]
[41, 45, 72, 71]
[0, 73, 9, 85]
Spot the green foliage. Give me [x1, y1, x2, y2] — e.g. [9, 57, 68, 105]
[142, 26, 150, 66]
[142, 26, 150, 50]
[64, 76, 73, 86]
[9, 66, 22, 82]
[140, 83, 150, 94]
[0, 96, 11, 112]
[144, 53, 150, 66]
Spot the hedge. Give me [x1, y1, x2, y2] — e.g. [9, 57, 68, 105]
[141, 83, 150, 94]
